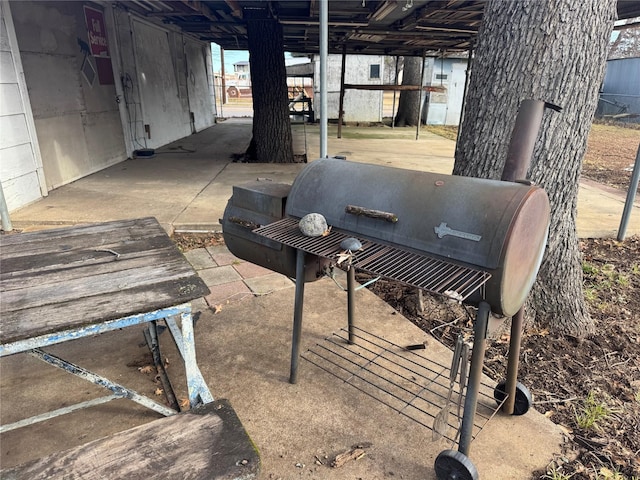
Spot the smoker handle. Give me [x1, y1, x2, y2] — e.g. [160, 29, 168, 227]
[228, 216, 261, 230]
[345, 205, 398, 223]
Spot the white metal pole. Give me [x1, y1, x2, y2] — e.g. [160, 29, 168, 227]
[0, 181, 13, 232]
[320, 0, 328, 158]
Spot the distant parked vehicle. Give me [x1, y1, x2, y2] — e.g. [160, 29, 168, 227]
[226, 84, 252, 98]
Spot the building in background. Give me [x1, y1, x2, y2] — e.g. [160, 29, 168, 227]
[422, 56, 467, 126]
[596, 24, 640, 123]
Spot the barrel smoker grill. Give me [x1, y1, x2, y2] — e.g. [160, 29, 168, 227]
[222, 154, 550, 479]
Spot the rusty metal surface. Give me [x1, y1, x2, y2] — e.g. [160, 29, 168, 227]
[254, 217, 491, 302]
[283, 158, 550, 315]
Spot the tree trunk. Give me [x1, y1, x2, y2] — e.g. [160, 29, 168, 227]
[453, 0, 617, 336]
[394, 56, 422, 127]
[245, 12, 294, 163]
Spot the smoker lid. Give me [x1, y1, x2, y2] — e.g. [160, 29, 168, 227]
[285, 158, 550, 273]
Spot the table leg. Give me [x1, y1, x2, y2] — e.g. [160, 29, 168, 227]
[170, 311, 214, 407]
[145, 321, 180, 411]
[28, 348, 176, 416]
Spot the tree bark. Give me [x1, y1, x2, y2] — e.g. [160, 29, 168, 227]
[453, 0, 617, 336]
[394, 56, 423, 127]
[245, 12, 294, 163]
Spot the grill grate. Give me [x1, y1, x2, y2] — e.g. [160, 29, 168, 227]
[302, 326, 503, 445]
[254, 217, 490, 301]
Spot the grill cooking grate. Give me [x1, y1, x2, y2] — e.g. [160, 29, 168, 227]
[302, 326, 502, 445]
[254, 217, 490, 301]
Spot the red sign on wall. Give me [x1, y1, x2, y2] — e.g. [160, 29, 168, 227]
[84, 6, 109, 57]
[83, 5, 114, 85]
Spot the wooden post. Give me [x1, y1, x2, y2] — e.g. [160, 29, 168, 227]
[337, 44, 347, 139]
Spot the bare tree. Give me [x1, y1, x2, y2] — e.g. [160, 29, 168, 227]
[454, 0, 617, 336]
[244, 10, 294, 163]
[394, 56, 422, 127]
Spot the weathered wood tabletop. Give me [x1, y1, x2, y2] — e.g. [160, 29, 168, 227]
[0, 217, 209, 345]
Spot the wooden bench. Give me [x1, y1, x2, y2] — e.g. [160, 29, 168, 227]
[0, 400, 260, 480]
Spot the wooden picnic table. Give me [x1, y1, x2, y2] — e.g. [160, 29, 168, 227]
[0, 217, 213, 430]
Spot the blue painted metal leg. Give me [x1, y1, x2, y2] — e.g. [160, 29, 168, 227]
[0, 395, 119, 433]
[1, 304, 192, 357]
[28, 348, 176, 417]
[179, 311, 214, 407]
[164, 315, 214, 406]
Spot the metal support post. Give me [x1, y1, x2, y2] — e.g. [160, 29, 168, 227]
[458, 301, 490, 456]
[0, 181, 13, 232]
[290, 249, 307, 383]
[416, 51, 426, 141]
[319, 0, 328, 158]
[617, 143, 640, 241]
[337, 44, 347, 138]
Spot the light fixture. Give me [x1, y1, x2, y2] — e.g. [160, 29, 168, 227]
[402, 0, 413, 12]
[371, 1, 397, 21]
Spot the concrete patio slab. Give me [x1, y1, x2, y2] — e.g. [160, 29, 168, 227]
[2, 118, 636, 479]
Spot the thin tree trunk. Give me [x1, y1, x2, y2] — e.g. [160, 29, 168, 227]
[394, 56, 422, 127]
[245, 12, 294, 163]
[453, 0, 617, 336]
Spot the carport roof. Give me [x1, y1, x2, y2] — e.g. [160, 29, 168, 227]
[124, 1, 640, 57]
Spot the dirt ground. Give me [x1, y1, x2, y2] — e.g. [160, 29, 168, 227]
[173, 122, 640, 480]
[583, 123, 640, 192]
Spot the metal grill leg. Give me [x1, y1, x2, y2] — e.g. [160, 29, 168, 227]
[458, 301, 490, 456]
[289, 249, 306, 384]
[347, 265, 355, 344]
[503, 306, 524, 414]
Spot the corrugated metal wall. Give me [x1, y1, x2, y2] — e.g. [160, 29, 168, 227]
[596, 58, 640, 123]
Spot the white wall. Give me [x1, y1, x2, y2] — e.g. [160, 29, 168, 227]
[0, 1, 46, 211]
[314, 54, 384, 122]
[112, 10, 215, 149]
[185, 39, 215, 132]
[1, 1, 217, 210]
[9, 1, 126, 190]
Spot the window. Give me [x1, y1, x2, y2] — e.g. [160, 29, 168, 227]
[370, 64, 380, 79]
[435, 73, 448, 80]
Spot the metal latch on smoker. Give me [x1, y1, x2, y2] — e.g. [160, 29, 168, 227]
[434, 222, 482, 242]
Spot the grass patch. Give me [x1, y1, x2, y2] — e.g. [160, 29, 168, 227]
[574, 391, 610, 430]
[423, 125, 459, 141]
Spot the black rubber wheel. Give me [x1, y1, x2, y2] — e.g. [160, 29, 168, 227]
[493, 380, 533, 415]
[434, 450, 479, 480]
[227, 86, 239, 98]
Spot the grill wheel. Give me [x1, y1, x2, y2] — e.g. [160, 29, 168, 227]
[434, 449, 479, 480]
